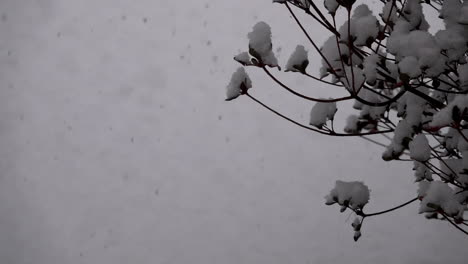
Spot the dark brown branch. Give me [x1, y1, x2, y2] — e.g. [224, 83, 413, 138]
[421, 83, 467, 95]
[263, 67, 353, 102]
[375, 0, 396, 51]
[441, 213, 468, 236]
[456, 128, 468, 143]
[361, 136, 388, 148]
[352, 88, 406, 107]
[332, 16, 350, 86]
[347, 9, 356, 93]
[246, 93, 393, 137]
[287, 1, 336, 33]
[303, 72, 343, 87]
[405, 84, 446, 109]
[361, 197, 419, 217]
[284, 3, 340, 79]
[305, 0, 339, 36]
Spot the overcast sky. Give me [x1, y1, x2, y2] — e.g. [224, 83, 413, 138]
[0, 0, 467, 263]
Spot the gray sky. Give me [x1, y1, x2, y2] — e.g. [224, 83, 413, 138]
[0, 0, 467, 263]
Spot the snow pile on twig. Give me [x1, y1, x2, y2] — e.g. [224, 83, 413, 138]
[325, 181, 370, 210]
[247, 22, 278, 67]
[226, 68, 252, 101]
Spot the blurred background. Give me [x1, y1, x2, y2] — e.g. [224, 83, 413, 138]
[0, 0, 466, 263]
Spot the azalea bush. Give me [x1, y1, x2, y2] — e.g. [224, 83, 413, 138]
[226, 0, 468, 240]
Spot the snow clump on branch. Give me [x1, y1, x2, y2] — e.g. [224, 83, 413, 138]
[226, 67, 252, 101]
[325, 181, 370, 210]
[309, 101, 337, 128]
[247, 21, 279, 67]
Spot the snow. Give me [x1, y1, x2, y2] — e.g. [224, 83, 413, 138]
[418, 181, 431, 198]
[344, 114, 359, 133]
[380, 1, 397, 24]
[226, 67, 252, 101]
[443, 128, 461, 152]
[399, 93, 427, 127]
[413, 161, 433, 182]
[341, 66, 365, 92]
[398, 56, 421, 78]
[309, 101, 337, 128]
[362, 53, 379, 85]
[441, 0, 468, 27]
[319, 36, 362, 80]
[440, 0, 462, 25]
[409, 134, 430, 162]
[234, 51, 253, 66]
[439, 158, 463, 183]
[388, 23, 447, 77]
[285, 45, 308, 73]
[418, 48, 446, 77]
[435, 29, 467, 62]
[382, 120, 413, 160]
[325, 181, 370, 210]
[419, 181, 464, 217]
[337, 4, 380, 47]
[430, 94, 468, 127]
[247, 21, 278, 67]
[352, 217, 362, 231]
[357, 88, 386, 120]
[459, 5, 468, 25]
[385, 60, 399, 81]
[401, 0, 429, 31]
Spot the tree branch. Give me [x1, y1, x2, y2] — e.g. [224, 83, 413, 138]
[361, 197, 419, 217]
[441, 213, 468, 236]
[263, 67, 353, 103]
[246, 93, 393, 137]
